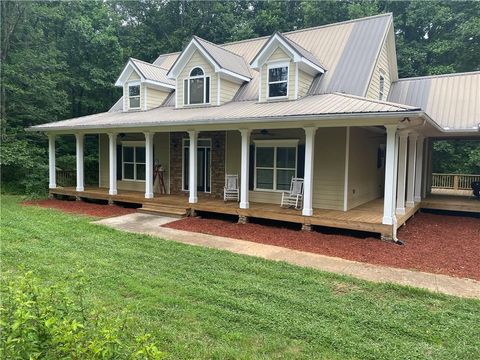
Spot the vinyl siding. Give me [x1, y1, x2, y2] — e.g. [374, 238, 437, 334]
[312, 128, 346, 210]
[366, 37, 391, 100]
[346, 127, 385, 209]
[146, 87, 170, 109]
[297, 69, 313, 98]
[98, 132, 171, 194]
[260, 46, 296, 102]
[219, 78, 241, 104]
[123, 72, 142, 111]
[176, 50, 218, 107]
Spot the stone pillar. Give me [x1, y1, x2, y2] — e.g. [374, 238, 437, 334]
[406, 133, 418, 207]
[302, 127, 317, 216]
[48, 134, 56, 189]
[239, 129, 251, 209]
[144, 132, 154, 199]
[108, 133, 117, 196]
[75, 133, 84, 192]
[188, 130, 198, 203]
[396, 132, 409, 214]
[382, 125, 397, 225]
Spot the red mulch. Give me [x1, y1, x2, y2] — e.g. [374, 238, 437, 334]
[22, 199, 136, 218]
[164, 212, 480, 280]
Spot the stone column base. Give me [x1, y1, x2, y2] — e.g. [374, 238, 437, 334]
[301, 224, 312, 231]
[238, 215, 249, 224]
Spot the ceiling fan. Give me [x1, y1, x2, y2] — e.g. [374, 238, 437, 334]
[252, 129, 275, 136]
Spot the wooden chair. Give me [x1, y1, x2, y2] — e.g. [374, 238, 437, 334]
[280, 177, 304, 209]
[224, 174, 239, 202]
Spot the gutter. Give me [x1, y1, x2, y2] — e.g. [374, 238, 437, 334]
[26, 110, 422, 133]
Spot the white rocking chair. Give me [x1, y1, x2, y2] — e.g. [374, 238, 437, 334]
[280, 177, 304, 210]
[224, 174, 239, 202]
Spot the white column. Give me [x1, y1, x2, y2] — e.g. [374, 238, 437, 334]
[302, 127, 317, 216]
[48, 134, 56, 189]
[75, 133, 84, 192]
[144, 132, 154, 199]
[396, 132, 409, 214]
[188, 130, 198, 203]
[414, 136, 424, 202]
[239, 129, 251, 209]
[405, 133, 418, 207]
[108, 133, 118, 195]
[382, 125, 397, 225]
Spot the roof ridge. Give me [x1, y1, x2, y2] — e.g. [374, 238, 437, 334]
[332, 92, 417, 110]
[394, 71, 480, 82]
[193, 35, 246, 60]
[130, 57, 170, 71]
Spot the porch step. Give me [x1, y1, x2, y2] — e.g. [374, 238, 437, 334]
[138, 203, 189, 218]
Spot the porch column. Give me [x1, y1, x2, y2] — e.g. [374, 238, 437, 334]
[395, 132, 409, 214]
[414, 136, 424, 202]
[239, 129, 251, 209]
[188, 130, 198, 203]
[75, 133, 84, 192]
[382, 125, 397, 225]
[48, 134, 56, 189]
[144, 132, 154, 199]
[108, 133, 117, 195]
[302, 127, 317, 216]
[406, 133, 418, 207]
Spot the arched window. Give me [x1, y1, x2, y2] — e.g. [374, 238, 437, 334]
[184, 67, 210, 105]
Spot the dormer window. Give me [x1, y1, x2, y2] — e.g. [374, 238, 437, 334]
[379, 73, 385, 100]
[267, 62, 289, 99]
[184, 67, 210, 105]
[128, 84, 141, 109]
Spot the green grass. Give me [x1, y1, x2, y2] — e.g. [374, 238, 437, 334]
[2, 195, 479, 359]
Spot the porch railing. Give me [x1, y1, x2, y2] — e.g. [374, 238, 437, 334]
[56, 170, 76, 187]
[431, 173, 480, 190]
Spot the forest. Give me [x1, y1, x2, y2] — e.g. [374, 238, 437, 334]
[1, 0, 479, 195]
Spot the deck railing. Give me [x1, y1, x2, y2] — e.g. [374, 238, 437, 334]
[56, 170, 76, 187]
[431, 173, 480, 190]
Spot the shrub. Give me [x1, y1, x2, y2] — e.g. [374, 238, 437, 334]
[0, 270, 164, 359]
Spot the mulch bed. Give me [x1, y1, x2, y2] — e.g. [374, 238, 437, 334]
[164, 212, 480, 281]
[22, 199, 136, 218]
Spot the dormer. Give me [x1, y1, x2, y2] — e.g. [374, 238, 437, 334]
[115, 58, 175, 111]
[167, 36, 252, 108]
[250, 32, 326, 102]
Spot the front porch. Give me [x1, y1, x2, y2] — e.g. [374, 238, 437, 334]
[50, 186, 429, 237]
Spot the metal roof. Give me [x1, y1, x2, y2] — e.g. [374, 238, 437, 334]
[130, 58, 175, 86]
[389, 72, 480, 131]
[29, 93, 418, 132]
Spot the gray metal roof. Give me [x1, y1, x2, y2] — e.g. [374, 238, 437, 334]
[130, 58, 175, 86]
[389, 72, 480, 131]
[29, 93, 418, 132]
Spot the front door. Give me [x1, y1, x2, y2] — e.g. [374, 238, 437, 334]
[183, 139, 211, 192]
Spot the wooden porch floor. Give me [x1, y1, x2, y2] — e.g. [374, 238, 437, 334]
[50, 187, 442, 236]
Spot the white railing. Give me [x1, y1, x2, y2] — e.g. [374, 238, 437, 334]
[432, 173, 480, 190]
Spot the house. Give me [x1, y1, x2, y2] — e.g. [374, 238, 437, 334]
[28, 13, 480, 241]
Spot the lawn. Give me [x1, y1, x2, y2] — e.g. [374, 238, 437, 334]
[2, 196, 480, 359]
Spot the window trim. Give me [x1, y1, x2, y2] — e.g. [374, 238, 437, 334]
[379, 72, 385, 100]
[253, 139, 298, 192]
[128, 82, 141, 109]
[121, 141, 146, 182]
[184, 66, 211, 106]
[267, 61, 290, 100]
[181, 138, 212, 193]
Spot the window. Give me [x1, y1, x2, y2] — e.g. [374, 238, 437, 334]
[379, 74, 385, 100]
[184, 67, 210, 105]
[254, 140, 297, 191]
[267, 63, 289, 98]
[122, 143, 145, 181]
[128, 84, 141, 109]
